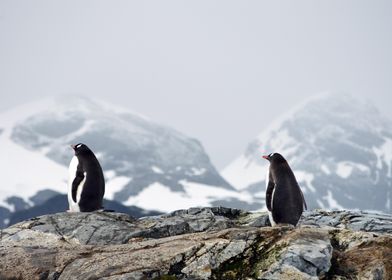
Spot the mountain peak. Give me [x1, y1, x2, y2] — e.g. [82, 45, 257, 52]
[0, 95, 150, 128]
[223, 93, 392, 213]
[0, 95, 243, 223]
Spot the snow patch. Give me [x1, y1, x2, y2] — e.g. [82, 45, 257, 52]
[253, 191, 265, 199]
[316, 199, 326, 208]
[104, 170, 116, 180]
[71, 119, 96, 139]
[336, 162, 370, 178]
[261, 129, 299, 159]
[336, 162, 354, 178]
[0, 129, 68, 202]
[105, 176, 132, 200]
[180, 180, 253, 203]
[373, 138, 392, 177]
[124, 181, 252, 213]
[295, 171, 316, 193]
[323, 190, 344, 210]
[125, 182, 199, 212]
[222, 155, 266, 190]
[354, 163, 370, 173]
[190, 167, 206, 176]
[0, 200, 15, 212]
[152, 166, 164, 174]
[320, 164, 331, 175]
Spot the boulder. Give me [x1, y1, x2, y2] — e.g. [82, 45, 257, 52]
[1, 207, 391, 279]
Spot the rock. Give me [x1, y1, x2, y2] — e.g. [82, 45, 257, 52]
[257, 228, 332, 279]
[301, 209, 392, 234]
[5, 194, 163, 229]
[1, 207, 391, 280]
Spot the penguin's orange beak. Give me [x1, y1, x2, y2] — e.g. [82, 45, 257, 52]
[262, 155, 269, 160]
[70, 144, 76, 150]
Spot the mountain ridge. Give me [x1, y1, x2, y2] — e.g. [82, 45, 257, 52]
[0, 95, 257, 227]
[222, 93, 392, 213]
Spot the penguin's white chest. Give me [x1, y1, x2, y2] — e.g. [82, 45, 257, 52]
[68, 156, 86, 212]
[268, 189, 277, 226]
[266, 168, 276, 226]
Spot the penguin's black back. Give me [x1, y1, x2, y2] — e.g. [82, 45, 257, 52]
[269, 155, 306, 226]
[75, 146, 105, 212]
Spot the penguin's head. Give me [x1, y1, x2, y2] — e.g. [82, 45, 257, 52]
[262, 153, 286, 163]
[70, 143, 91, 156]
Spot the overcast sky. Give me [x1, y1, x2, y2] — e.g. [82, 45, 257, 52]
[0, 1, 391, 169]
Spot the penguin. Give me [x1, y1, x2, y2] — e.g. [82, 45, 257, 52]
[262, 153, 307, 226]
[68, 143, 105, 212]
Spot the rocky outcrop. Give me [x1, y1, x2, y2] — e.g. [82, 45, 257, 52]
[1, 207, 391, 279]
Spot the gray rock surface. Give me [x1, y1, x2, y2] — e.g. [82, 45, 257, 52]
[1, 207, 392, 280]
[301, 209, 392, 234]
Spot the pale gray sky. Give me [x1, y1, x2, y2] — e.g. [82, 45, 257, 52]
[0, 1, 391, 169]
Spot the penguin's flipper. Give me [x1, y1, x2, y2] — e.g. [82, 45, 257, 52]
[72, 170, 85, 203]
[266, 179, 275, 211]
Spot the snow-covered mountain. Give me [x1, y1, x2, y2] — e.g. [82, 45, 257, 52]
[0, 95, 257, 227]
[223, 93, 392, 213]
